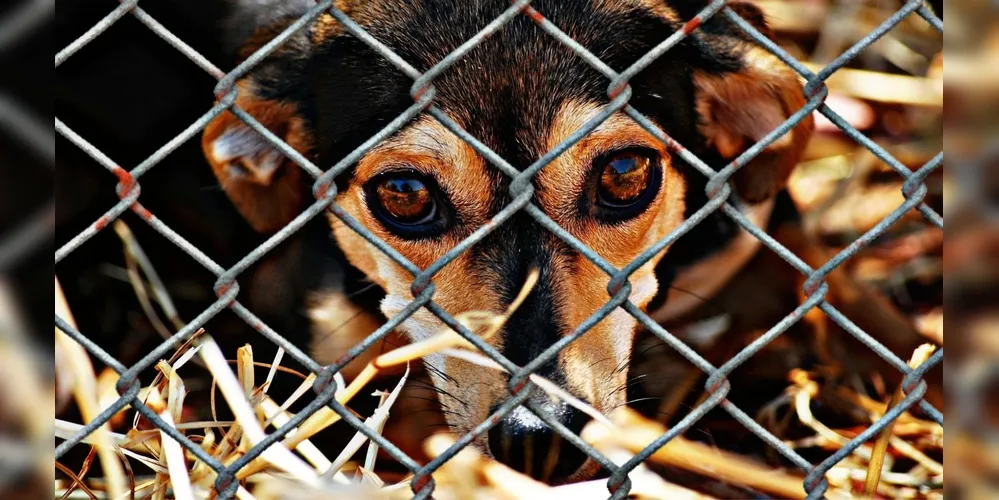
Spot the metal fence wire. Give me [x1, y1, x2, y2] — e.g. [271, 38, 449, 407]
[54, 1, 944, 498]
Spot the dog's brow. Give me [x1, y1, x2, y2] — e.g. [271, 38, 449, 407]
[372, 119, 452, 156]
[378, 141, 443, 159]
[546, 100, 662, 154]
[358, 117, 468, 179]
[409, 125, 449, 152]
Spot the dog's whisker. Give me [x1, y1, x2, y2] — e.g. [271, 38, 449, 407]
[423, 361, 459, 386]
[586, 355, 616, 370]
[608, 372, 664, 396]
[615, 340, 674, 373]
[406, 378, 444, 390]
[398, 407, 464, 418]
[664, 284, 730, 317]
[611, 396, 666, 410]
[615, 372, 691, 389]
[407, 382, 447, 396]
[345, 281, 380, 298]
[401, 394, 455, 409]
[424, 423, 453, 430]
[405, 384, 469, 409]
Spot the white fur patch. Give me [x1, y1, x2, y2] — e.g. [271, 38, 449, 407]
[506, 406, 546, 430]
[380, 294, 448, 377]
[380, 294, 437, 340]
[605, 274, 659, 366]
[211, 126, 282, 180]
[212, 126, 265, 161]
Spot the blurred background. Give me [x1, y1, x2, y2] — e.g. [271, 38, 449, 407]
[943, 1, 999, 498]
[1, 0, 53, 498]
[0, 0, 985, 497]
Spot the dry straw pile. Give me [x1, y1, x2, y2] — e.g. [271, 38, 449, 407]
[54, 229, 942, 498]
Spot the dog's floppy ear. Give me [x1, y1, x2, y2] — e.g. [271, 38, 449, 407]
[202, 83, 312, 233]
[201, 0, 318, 233]
[692, 2, 814, 203]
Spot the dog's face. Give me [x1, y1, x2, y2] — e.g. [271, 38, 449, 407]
[203, 0, 813, 482]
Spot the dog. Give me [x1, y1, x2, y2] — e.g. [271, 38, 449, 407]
[201, 0, 815, 483]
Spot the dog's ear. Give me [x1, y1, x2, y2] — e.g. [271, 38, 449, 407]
[692, 2, 814, 203]
[221, 0, 317, 53]
[202, 1, 318, 233]
[202, 83, 313, 233]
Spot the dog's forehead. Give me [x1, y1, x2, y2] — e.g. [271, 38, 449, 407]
[386, 2, 670, 151]
[312, 0, 694, 169]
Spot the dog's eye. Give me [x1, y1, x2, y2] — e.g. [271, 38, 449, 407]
[592, 150, 661, 222]
[376, 178, 435, 223]
[366, 172, 451, 238]
[598, 152, 651, 206]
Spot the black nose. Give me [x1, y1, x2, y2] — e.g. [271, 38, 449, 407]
[487, 401, 591, 482]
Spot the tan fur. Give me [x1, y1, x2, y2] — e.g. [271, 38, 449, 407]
[330, 116, 495, 285]
[540, 100, 687, 412]
[329, 116, 506, 450]
[310, 13, 342, 44]
[329, 117, 509, 445]
[309, 1, 377, 43]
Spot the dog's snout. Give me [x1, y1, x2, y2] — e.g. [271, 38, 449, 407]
[486, 403, 590, 482]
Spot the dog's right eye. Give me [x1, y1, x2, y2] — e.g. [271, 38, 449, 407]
[366, 172, 451, 238]
[377, 178, 434, 222]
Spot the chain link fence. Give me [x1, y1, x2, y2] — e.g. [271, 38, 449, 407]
[54, 1, 944, 498]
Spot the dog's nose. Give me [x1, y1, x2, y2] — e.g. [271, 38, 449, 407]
[487, 403, 590, 482]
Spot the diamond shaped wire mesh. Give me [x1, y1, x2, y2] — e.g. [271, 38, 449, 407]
[54, 1, 943, 498]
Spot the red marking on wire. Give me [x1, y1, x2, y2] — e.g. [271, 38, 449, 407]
[133, 203, 153, 221]
[682, 15, 703, 34]
[608, 82, 628, 100]
[315, 180, 332, 200]
[412, 474, 432, 493]
[112, 166, 135, 198]
[412, 83, 431, 101]
[524, 6, 545, 23]
[94, 215, 111, 231]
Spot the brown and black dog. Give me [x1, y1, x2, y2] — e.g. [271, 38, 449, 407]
[202, 0, 816, 483]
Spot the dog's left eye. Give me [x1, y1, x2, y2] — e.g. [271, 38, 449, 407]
[376, 178, 435, 223]
[591, 149, 661, 222]
[365, 171, 451, 238]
